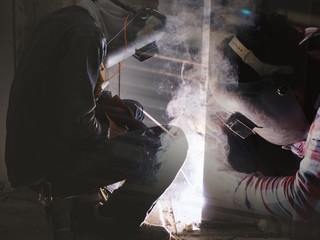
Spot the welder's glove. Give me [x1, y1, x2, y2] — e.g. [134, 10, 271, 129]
[98, 95, 135, 127]
[96, 94, 147, 132]
[283, 140, 306, 158]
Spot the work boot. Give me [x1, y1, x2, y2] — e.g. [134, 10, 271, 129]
[106, 222, 176, 240]
[137, 222, 176, 240]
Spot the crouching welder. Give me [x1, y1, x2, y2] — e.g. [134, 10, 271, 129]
[210, 13, 320, 237]
[5, 0, 188, 239]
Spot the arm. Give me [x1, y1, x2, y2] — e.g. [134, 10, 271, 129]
[233, 108, 320, 222]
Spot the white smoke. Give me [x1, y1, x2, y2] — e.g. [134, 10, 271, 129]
[153, 0, 259, 230]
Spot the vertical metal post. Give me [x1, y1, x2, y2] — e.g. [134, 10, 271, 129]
[200, 0, 211, 221]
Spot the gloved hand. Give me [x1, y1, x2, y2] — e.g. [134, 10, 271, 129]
[97, 95, 135, 127]
[96, 95, 147, 133]
[283, 140, 306, 158]
[96, 95, 134, 126]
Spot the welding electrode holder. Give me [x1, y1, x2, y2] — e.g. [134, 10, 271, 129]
[216, 111, 258, 139]
[105, 8, 167, 67]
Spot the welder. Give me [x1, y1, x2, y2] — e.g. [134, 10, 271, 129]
[5, 0, 188, 239]
[210, 13, 320, 231]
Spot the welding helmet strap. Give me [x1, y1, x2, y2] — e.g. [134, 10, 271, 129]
[229, 36, 281, 77]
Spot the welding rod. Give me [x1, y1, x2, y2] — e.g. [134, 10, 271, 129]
[134, 104, 175, 138]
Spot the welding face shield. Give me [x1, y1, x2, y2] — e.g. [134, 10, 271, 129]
[105, 7, 166, 67]
[95, 0, 166, 67]
[210, 35, 310, 146]
[78, 0, 166, 67]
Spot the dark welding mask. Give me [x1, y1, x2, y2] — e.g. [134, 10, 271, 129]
[211, 36, 310, 146]
[105, 6, 166, 67]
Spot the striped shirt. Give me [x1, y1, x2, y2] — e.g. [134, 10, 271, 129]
[234, 107, 320, 222]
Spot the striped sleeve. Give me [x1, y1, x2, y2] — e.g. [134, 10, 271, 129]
[234, 108, 320, 222]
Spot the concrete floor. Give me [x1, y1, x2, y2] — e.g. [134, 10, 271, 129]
[0, 187, 53, 240]
[1, 180, 317, 240]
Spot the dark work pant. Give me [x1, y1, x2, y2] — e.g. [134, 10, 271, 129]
[47, 125, 188, 230]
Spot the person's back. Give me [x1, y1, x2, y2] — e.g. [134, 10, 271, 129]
[5, 5, 106, 187]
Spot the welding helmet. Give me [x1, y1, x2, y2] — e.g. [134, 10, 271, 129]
[78, 0, 166, 68]
[210, 15, 312, 146]
[96, 0, 166, 67]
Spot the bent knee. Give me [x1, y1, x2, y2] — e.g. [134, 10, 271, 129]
[159, 125, 188, 169]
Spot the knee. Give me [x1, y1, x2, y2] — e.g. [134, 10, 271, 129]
[159, 125, 189, 170]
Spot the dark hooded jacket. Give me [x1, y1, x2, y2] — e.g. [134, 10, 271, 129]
[5, 6, 109, 187]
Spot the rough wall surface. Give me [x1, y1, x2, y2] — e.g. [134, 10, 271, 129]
[0, 0, 14, 190]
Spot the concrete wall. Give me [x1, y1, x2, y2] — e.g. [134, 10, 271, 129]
[0, 0, 14, 189]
